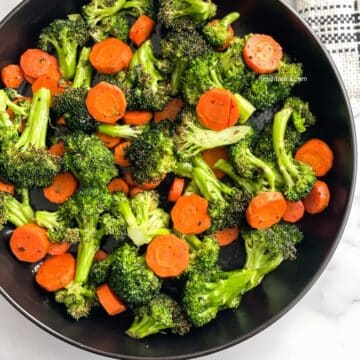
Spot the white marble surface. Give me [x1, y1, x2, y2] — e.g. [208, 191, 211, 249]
[1, 0, 359, 359]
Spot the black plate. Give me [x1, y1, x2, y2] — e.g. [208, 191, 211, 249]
[0, 0, 356, 359]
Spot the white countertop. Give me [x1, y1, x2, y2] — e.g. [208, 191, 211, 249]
[1, 0, 359, 359]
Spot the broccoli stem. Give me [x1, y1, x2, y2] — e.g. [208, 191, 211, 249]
[73, 47, 93, 89]
[233, 94, 256, 124]
[171, 59, 188, 96]
[220, 12, 240, 27]
[97, 124, 144, 140]
[193, 168, 224, 202]
[35, 210, 59, 229]
[126, 316, 166, 339]
[15, 88, 51, 150]
[178, 0, 217, 20]
[172, 162, 194, 178]
[185, 235, 203, 251]
[51, 40, 78, 80]
[5, 191, 34, 227]
[86, 0, 127, 26]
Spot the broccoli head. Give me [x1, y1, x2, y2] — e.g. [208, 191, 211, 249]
[284, 97, 316, 133]
[109, 243, 161, 307]
[126, 294, 191, 339]
[122, 0, 155, 18]
[90, 14, 130, 42]
[39, 16, 89, 80]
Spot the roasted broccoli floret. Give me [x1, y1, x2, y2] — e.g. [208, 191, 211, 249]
[62, 132, 118, 188]
[39, 16, 89, 80]
[174, 108, 252, 160]
[122, 0, 155, 18]
[82, 0, 127, 28]
[158, 0, 217, 29]
[90, 13, 130, 42]
[0, 88, 62, 188]
[273, 103, 316, 201]
[126, 294, 191, 339]
[55, 188, 113, 319]
[192, 156, 251, 233]
[284, 97, 316, 133]
[160, 28, 212, 95]
[109, 243, 161, 307]
[129, 40, 171, 111]
[35, 210, 80, 244]
[112, 191, 170, 247]
[245, 61, 303, 111]
[97, 123, 144, 140]
[0, 189, 34, 230]
[125, 121, 193, 185]
[202, 12, 240, 49]
[52, 48, 97, 133]
[100, 213, 127, 243]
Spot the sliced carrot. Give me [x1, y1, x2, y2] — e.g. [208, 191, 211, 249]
[35, 253, 76, 292]
[56, 116, 67, 126]
[168, 177, 185, 202]
[123, 111, 153, 125]
[1, 64, 24, 88]
[10, 224, 50, 263]
[86, 81, 127, 123]
[138, 178, 163, 190]
[20, 49, 56, 79]
[96, 132, 121, 149]
[215, 226, 239, 246]
[282, 200, 305, 223]
[146, 234, 190, 278]
[196, 88, 239, 131]
[154, 98, 185, 123]
[114, 142, 130, 167]
[107, 178, 129, 194]
[303, 180, 330, 215]
[202, 147, 229, 179]
[32, 75, 64, 97]
[43, 172, 78, 204]
[130, 187, 144, 198]
[49, 141, 65, 157]
[48, 242, 72, 256]
[130, 15, 156, 47]
[246, 191, 287, 230]
[89, 38, 133, 74]
[0, 180, 15, 194]
[94, 249, 108, 262]
[97, 284, 126, 316]
[24, 74, 36, 84]
[243, 34, 283, 74]
[295, 139, 334, 177]
[125, 172, 137, 187]
[171, 194, 211, 235]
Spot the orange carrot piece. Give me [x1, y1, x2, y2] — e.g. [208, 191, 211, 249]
[282, 200, 305, 223]
[130, 187, 144, 198]
[86, 81, 127, 123]
[168, 177, 185, 202]
[107, 178, 129, 194]
[32, 75, 64, 97]
[90, 38, 133, 74]
[94, 249, 108, 262]
[96, 132, 121, 149]
[56, 116, 66, 126]
[125, 172, 137, 187]
[154, 98, 185, 123]
[97, 284, 127, 316]
[243, 34, 283, 74]
[0, 180, 15, 194]
[49, 141, 65, 157]
[10, 224, 50, 263]
[196, 88, 239, 131]
[246, 191, 287, 230]
[43, 172, 78, 204]
[24, 74, 36, 84]
[1, 64, 24, 88]
[35, 253, 76, 292]
[123, 111, 153, 125]
[295, 139, 334, 177]
[202, 147, 229, 179]
[146, 234, 190, 278]
[129, 15, 156, 47]
[114, 142, 130, 167]
[303, 180, 330, 215]
[171, 194, 212, 235]
[215, 226, 239, 246]
[48, 242, 72, 256]
[20, 49, 56, 79]
[138, 178, 163, 190]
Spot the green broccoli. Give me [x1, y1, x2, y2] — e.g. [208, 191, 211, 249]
[284, 97, 316, 133]
[55, 188, 114, 320]
[126, 294, 191, 339]
[0, 189, 34, 230]
[97, 123, 144, 140]
[62, 132, 118, 188]
[112, 191, 170, 247]
[90, 14, 130, 42]
[0, 88, 62, 188]
[122, 0, 155, 18]
[202, 12, 240, 49]
[109, 243, 161, 307]
[39, 16, 89, 80]
[158, 0, 217, 29]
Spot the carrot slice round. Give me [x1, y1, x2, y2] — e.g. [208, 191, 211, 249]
[0, 180, 15, 194]
[20, 49, 56, 79]
[282, 200, 305, 223]
[154, 98, 185, 123]
[168, 177, 185, 202]
[43, 172, 78, 204]
[97, 284, 126, 316]
[114, 142, 130, 167]
[215, 226, 239, 246]
[303, 180, 330, 215]
[48, 242, 72, 256]
[1, 64, 24, 88]
[96, 132, 121, 149]
[107, 178, 129, 194]
[123, 111, 153, 125]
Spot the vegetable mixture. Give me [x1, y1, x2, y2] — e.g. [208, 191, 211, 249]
[0, 0, 334, 339]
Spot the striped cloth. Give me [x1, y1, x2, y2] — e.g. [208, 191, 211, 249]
[296, 0, 360, 116]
